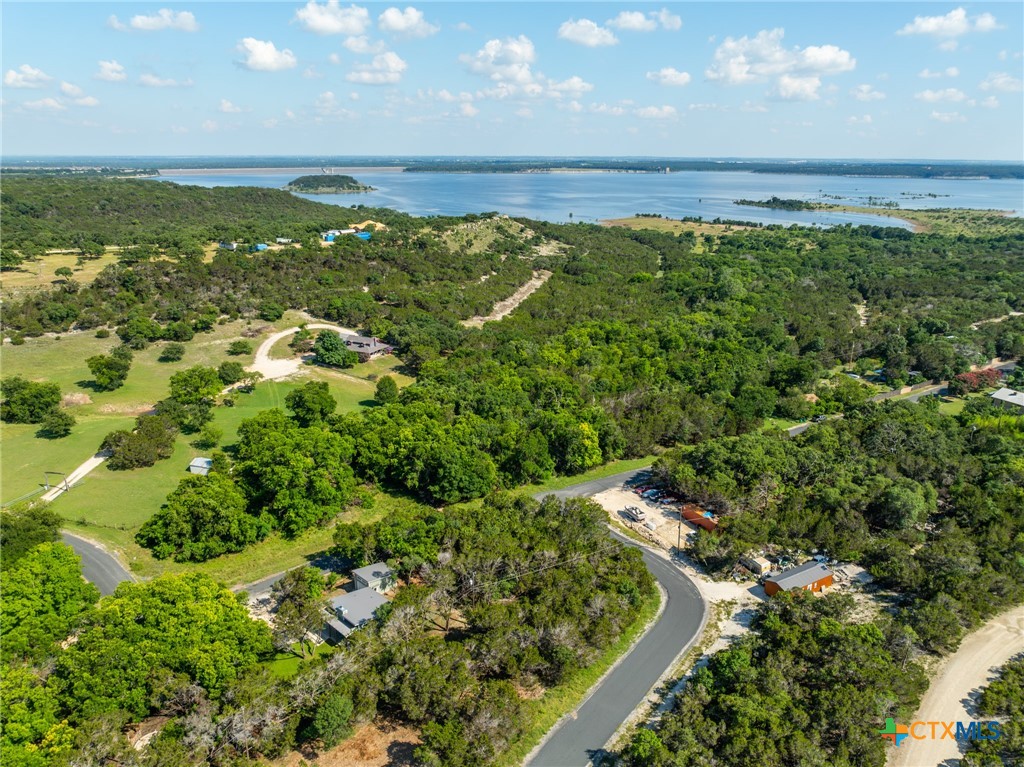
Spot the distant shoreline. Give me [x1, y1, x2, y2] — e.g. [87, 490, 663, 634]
[158, 166, 406, 175]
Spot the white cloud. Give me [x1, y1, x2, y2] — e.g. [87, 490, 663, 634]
[461, 35, 536, 86]
[590, 102, 626, 116]
[607, 11, 655, 32]
[303, 66, 325, 79]
[295, 1, 370, 35]
[897, 7, 1002, 37]
[459, 102, 479, 117]
[95, 60, 127, 82]
[930, 110, 966, 123]
[740, 101, 768, 113]
[980, 72, 1023, 92]
[919, 67, 959, 78]
[24, 97, 65, 111]
[558, 19, 618, 47]
[219, 99, 242, 113]
[346, 51, 406, 84]
[775, 74, 821, 101]
[202, 119, 218, 132]
[915, 87, 966, 102]
[60, 81, 83, 97]
[938, 40, 959, 52]
[237, 38, 297, 71]
[74, 96, 100, 107]
[846, 114, 872, 125]
[456, 22, 472, 33]
[515, 107, 532, 118]
[634, 104, 677, 119]
[107, 15, 129, 31]
[128, 9, 199, 32]
[314, 90, 358, 118]
[139, 73, 193, 87]
[706, 28, 854, 99]
[688, 102, 724, 111]
[5, 64, 52, 89]
[646, 67, 691, 86]
[328, 53, 342, 65]
[851, 84, 885, 101]
[343, 35, 386, 54]
[979, 96, 999, 108]
[654, 9, 682, 31]
[547, 75, 594, 98]
[378, 7, 438, 38]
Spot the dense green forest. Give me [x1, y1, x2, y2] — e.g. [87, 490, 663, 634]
[734, 196, 818, 210]
[284, 174, 373, 193]
[1, 495, 653, 766]
[963, 658, 1024, 766]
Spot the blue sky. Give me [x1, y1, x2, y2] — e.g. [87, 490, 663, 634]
[2, 2, 1022, 158]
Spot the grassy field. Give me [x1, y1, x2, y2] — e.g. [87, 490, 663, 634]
[497, 588, 662, 767]
[266, 641, 335, 679]
[1, 250, 122, 298]
[529, 456, 658, 494]
[602, 216, 754, 238]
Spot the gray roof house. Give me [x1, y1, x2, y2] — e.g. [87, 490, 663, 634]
[352, 562, 396, 593]
[188, 457, 213, 476]
[340, 333, 393, 362]
[764, 561, 833, 596]
[323, 588, 388, 643]
[991, 387, 1024, 413]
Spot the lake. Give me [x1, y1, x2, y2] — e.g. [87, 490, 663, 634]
[155, 168, 1024, 229]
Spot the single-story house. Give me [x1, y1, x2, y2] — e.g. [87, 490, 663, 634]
[322, 228, 357, 242]
[322, 588, 388, 643]
[991, 387, 1024, 414]
[218, 241, 238, 251]
[341, 334, 393, 363]
[740, 555, 771, 575]
[764, 561, 834, 597]
[352, 562, 396, 593]
[187, 457, 213, 476]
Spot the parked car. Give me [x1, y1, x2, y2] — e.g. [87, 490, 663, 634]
[812, 414, 828, 423]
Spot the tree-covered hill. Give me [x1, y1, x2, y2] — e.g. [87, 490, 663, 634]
[284, 174, 373, 193]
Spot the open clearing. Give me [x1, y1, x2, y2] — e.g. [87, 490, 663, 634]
[602, 216, 755, 238]
[462, 269, 552, 328]
[277, 720, 421, 767]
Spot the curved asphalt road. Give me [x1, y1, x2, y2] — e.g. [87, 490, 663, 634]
[62, 532, 133, 596]
[527, 470, 706, 767]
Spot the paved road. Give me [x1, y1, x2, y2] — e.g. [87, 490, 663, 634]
[527, 470, 707, 767]
[62, 532, 133, 596]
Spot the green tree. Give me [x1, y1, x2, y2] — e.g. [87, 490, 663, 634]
[271, 567, 328, 658]
[311, 690, 355, 748]
[227, 339, 253, 356]
[37, 408, 76, 438]
[54, 573, 273, 719]
[0, 665, 76, 766]
[85, 352, 132, 391]
[55, 266, 74, 281]
[313, 331, 358, 368]
[193, 423, 223, 450]
[374, 375, 399, 404]
[159, 342, 186, 362]
[168, 366, 222, 406]
[136, 474, 271, 562]
[0, 505, 62, 571]
[0, 542, 100, 663]
[102, 414, 178, 470]
[285, 381, 337, 426]
[217, 360, 246, 385]
[0, 377, 61, 423]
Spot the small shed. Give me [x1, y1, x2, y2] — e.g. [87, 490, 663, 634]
[352, 562, 395, 593]
[764, 561, 833, 597]
[188, 457, 213, 476]
[740, 556, 771, 575]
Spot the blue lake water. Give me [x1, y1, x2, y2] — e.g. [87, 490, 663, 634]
[156, 169, 1024, 229]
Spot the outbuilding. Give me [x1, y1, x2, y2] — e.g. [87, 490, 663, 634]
[740, 555, 771, 575]
[187, 457, 213, 476]
[351, 562, 395, 593]
[764, 561, 834, 597]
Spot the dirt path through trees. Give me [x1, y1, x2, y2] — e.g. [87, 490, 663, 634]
[889, 605, 1024, 767]
[461, 270, 552, 328]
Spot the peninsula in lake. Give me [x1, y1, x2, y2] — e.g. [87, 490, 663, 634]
[284, 174, 374, 194]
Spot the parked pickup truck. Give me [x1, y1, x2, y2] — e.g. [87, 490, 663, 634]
[623, 506, 646, 523]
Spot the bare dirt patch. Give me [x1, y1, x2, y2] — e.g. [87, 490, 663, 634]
[62, 392, 93, 407]
[277, 720, 421, 767]
[97, 403, 152, 415]
[461, 270, 552, 328]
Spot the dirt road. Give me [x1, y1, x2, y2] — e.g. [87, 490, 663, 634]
[41, 452, 108, 502]
[461, 270, 552, 328]
[248, 323, 355, 381]
[889, 605, 1024, 767]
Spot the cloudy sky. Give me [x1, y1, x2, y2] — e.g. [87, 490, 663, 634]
[2, 2, 1022, 158]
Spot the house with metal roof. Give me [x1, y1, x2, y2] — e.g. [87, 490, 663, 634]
[764, 561, 834, 597]
[991, 387, 1024, 414]
[352, 562, 396, 593]
[340, 334, 393, 363]
[322, 588, 388, 643]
